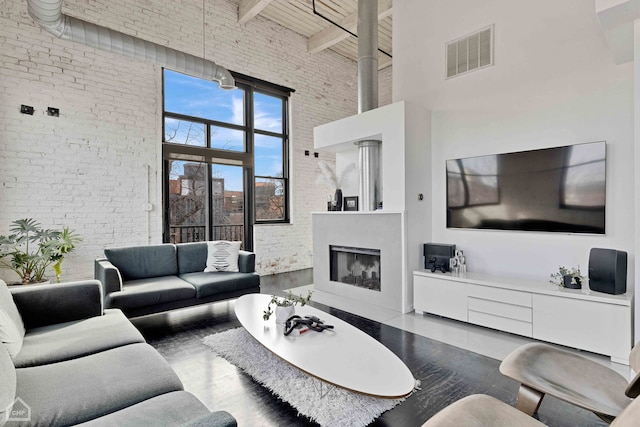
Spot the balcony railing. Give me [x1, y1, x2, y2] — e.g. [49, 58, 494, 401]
[169, 225, 244, 245]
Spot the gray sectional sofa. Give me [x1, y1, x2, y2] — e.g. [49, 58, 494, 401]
[95, 242, 260, 317]
[0, 279, 236, 427]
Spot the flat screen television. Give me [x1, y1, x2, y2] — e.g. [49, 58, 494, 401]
[446, 141, 606, 234]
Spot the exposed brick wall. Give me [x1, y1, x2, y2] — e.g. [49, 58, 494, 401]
[0, 0, 392, 281]
[379, 66, 392, 107]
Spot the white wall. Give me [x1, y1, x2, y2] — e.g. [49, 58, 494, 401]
[634, 18, 640, 343]
[394, 0, 634, 284]
[0, 0, 369, 281]
[320, 65, 393, 202]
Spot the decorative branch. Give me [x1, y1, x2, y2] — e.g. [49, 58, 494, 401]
[316, 161, 356, 190]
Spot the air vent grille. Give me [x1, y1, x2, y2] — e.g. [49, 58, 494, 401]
[446, 25, 494, 79]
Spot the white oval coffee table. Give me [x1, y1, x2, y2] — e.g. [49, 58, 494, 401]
[235, 294, 415, 398]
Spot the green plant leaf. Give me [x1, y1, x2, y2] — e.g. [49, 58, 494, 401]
[0, 218, 81, 284]
[263, 291, 313, 321]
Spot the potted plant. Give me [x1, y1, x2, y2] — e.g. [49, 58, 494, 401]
[263, 290, 313, 324]
[550, 265, 586, 289]
[0, 218, 82, 284]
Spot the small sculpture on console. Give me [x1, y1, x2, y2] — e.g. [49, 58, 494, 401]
[428, 257, 448, 273]
[452, 249, 466, 276]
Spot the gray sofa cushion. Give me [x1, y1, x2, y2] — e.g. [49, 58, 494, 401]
[10, 280, 103, 329]
[0, 280, 25, 357]
[181, 410, 238, 427]
[75, 391, 215, 427]
[0, 344, 16, 426]
[238, 251, 256, 274]
[105, 245, 178, 281]
[13, 309, 145, 368]
[176, 242, 208, 275]
[106, 276, 196, 310]
[179, 272, 260, 298]
[15, 343, 183, 426]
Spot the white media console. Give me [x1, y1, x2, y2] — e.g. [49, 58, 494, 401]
[413, 270, 633, 365]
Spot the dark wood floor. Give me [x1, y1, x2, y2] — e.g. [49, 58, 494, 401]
[132, 269, 606, 427]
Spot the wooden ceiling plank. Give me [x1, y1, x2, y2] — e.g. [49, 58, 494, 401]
[261, 3, 325, 36]
[307, 0, 392, 53]
[378, 54, 392, 70]
[315, 0, 355, 21]
[238, 0, 274, 24]
[378, 4, 392, 20]
[307, 13, 357, 53]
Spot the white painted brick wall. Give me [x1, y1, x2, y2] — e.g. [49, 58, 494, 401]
[379, 66, 392, 107]
[0, 0, 392, 281]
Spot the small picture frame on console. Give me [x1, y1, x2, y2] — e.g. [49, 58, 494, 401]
[344, 196, 358, 211]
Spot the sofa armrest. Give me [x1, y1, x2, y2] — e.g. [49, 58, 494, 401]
[238, 251, 256, 273]
[10, 280, 104, 329]
[95, 257, 123, 296]
[181, 411, 237, 427]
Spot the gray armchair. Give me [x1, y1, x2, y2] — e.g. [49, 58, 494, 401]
[499, 342, 640, 422]
[421, 395, 543, 427]
[421, 393, 640, 427]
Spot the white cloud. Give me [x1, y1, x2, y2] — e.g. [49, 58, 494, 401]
[232, 97, 244, 125]
[254, 113, 281, 132]
[254, 98, 282, 132]
[254, 134, 279, 148]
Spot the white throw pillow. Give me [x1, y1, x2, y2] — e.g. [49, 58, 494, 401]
[0, 280, 25, 359]
[205, 241, 241, 273]
[0, 309, 23, 358]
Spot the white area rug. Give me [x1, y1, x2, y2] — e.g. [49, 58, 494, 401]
[202, 327, 415, 427]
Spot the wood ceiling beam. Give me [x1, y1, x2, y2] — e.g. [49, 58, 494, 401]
[308, 0, 392, 54]
[378, 54, 392, 70]
[238, 0, 274, 24]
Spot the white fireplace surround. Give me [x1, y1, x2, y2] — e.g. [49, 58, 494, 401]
[313, 211, 409, 313]
[314, 101, 410, 211]
[312, 101, 431, 316]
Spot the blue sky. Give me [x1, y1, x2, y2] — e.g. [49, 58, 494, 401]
[164, 70, 284, 190]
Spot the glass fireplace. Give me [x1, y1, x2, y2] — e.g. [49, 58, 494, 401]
[329, 245, 381, 291]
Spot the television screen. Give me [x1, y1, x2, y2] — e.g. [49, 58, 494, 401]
[446, 141, 606, 234]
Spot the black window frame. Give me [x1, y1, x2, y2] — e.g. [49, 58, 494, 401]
[161, 69, 294, 249]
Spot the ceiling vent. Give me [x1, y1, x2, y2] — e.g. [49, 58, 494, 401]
[446, 25, 494, 79]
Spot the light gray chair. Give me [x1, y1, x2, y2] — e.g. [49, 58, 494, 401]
[421, 392, 640, 427]
[421, 395, 543, 427]
[499, 342, 640, 422]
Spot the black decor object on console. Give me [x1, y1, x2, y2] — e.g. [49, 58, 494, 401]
[588, 248, 627, 295]
[334, 189, 343, 211]
[424, 243, 456, 273]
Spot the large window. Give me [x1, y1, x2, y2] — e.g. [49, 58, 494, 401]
[162, 69, 293, 249]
